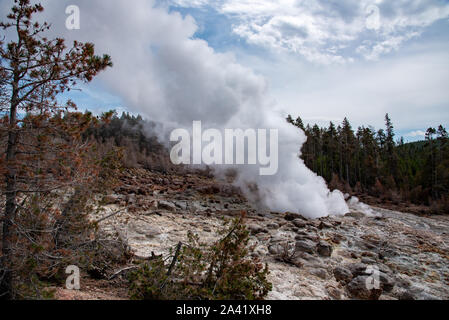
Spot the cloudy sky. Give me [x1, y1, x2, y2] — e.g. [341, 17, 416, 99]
[2, 0, 449, 140]
[164, 0, 449, 140]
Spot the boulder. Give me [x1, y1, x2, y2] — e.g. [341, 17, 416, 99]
[285, 212, 304, 221]
[333, 266, 353, 284]
[174, 201, 188, 211]
[361, 257, 377, 265]
[379, 272, 395, 293]
[268, 243, 287, 256]
[316, 241, 333, 257]
[248, 224, 268, 235]
[318, 221, 333, 229]
[266, 223, 280, 230]
[295, 231, 319, 242]
[158, 200, 177, 212]
[126, 194, 136, 205]
[398, 287, 439, 300]
[292, 219, 307, 228]
[346, 263, 395, 293]
[309, 268, 328, 280]
[127, 221, 161, 239]
[327, 286, 343, 300]
[348, 263, 370, 277]
[347, 276, 383, 300]
[295, 240, 316, 254]
[346, 211, 365, 219]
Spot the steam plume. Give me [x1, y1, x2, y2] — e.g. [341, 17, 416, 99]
[32, 0, 349, 218]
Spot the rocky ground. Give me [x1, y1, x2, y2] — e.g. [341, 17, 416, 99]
[82, 168, 449, 300]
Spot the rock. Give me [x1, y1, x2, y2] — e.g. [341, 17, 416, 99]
[377, 264, 393, 275]
[350, 252, 360, 259]
[327, 286, 343, 300]
[309, 268, 328, 280]
[127, 221, 161, 239]
[361, 257, 377, 265]
[295, 231, 319, 242]
[348, 263, 370, 277]
[285, 212, 304, 221]
[318, 221, 333, 229]
[361, 251, 378, 258]
[126, 194, 136, 205]
[316, 241, 333, 257]
[300, 253, 321, 263]
[269, 234, 285, 244]
[378, 272, 395, 293]
[158, 201, 177, 212]
[347, 276, 383, 300]
[295, 240, 316, 254]
[398, 287, 440, 300]
[174, 201, 187, 210]
[292, 219, 307, 228]
[346, 211, 365, 219]
[330, 233, 345, 244]
[347, 263, 395, 293]
[268, 243, 284, 256]
[248, 224, 268, 235]
[148, 200, 158, 210]
[379, 248, 398, 258]
[333, 266, 353, 284]
[290, 257, 304, 268]
[266, 223, 279, 230]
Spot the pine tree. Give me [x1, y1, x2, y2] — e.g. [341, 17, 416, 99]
[0, 0, 112, 299]
[295, 116, 305, 130]
[287, 114, 449, 211]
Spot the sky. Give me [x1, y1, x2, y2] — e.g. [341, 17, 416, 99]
[1, 0, 449, 141]
[162, 0, 449, 141]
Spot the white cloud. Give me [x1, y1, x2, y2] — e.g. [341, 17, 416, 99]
[235, 43, 449, 132]
[406, 130, 426, 137]
[169, 0, 449, 64]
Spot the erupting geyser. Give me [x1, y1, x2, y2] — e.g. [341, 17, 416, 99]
[39, 0, 349, 218]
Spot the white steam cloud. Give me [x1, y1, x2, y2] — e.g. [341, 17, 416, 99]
[17, 0, 349, 218]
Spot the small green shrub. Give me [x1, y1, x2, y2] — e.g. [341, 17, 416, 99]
[129, 215, 272, 300]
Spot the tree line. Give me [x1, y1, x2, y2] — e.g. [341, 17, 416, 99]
[287, 114, 449, 211]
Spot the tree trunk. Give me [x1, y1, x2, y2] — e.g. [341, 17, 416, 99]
[0, 87, 19, 300]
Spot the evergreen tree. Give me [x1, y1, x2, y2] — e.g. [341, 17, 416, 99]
[286, 114, 449, 212]
[0, 0, 112, 298]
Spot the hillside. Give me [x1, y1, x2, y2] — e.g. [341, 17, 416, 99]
[53, 167, 449, 300]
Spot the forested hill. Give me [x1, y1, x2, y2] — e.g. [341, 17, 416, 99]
[287, 114, 449, 213]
